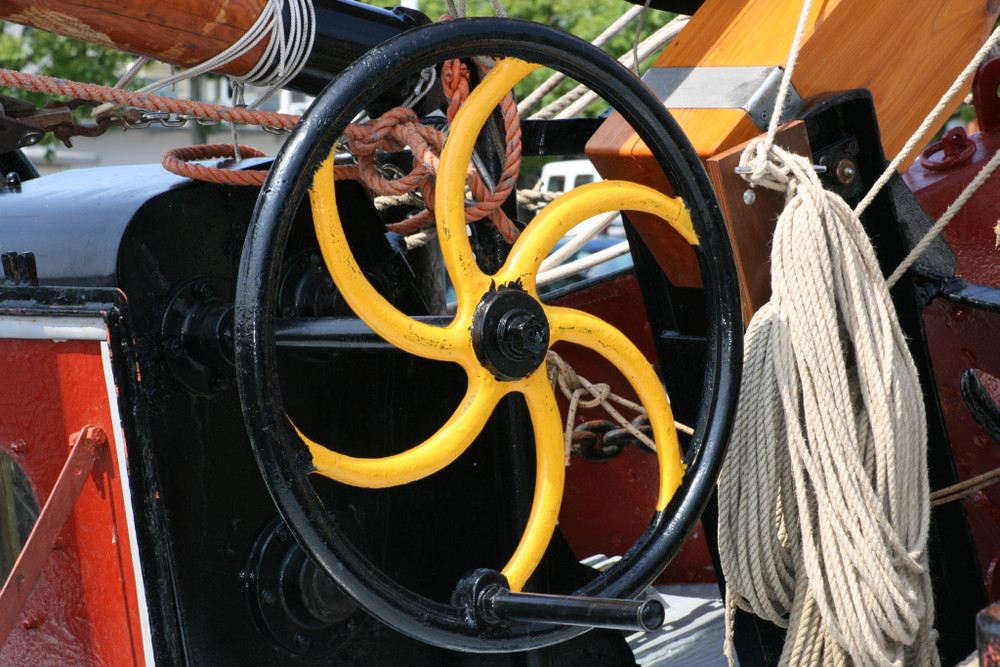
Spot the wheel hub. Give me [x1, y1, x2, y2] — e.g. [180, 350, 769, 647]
[471, 284, 549, 381]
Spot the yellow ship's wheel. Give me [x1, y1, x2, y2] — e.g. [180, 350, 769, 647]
[236, 18, 741, 652]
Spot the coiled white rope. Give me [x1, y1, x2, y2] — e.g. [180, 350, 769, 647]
[719, 141, 936, 666]
[97, 0, 315, 114]
[717, 1, 940, 665]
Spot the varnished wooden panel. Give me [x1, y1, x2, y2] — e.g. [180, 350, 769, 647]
[590, 0, 999, 171]
[705, 121, 810, 324]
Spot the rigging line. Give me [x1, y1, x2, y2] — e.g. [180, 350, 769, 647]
[855, 23, 1000, 218]
[517, 5, 645, 116]
[95, 0, 316, 115]
[632, 0, 654, 78]
[534, 16, 688, 120]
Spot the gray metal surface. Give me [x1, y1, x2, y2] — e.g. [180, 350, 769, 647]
[0, 158, 270, 287]
[642, 66, 801, 130]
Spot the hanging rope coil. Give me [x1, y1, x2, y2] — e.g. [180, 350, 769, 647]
[718, 137, 937, 667]
[713, 0, 945, 662]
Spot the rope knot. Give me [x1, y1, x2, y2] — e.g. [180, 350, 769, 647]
[738, 136, 795, 193]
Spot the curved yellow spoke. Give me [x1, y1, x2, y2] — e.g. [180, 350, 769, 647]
[299, 367, 508, 488]
[498, 180, 697, 291]
[548, 306, 683, 510]
[500, 370, 565, 592]
[310, 156, 463, 359]
[437, 58, 540, 313]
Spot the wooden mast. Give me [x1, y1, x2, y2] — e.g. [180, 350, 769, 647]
[0, 1, 418, 93]
[0, 0, 271, 77]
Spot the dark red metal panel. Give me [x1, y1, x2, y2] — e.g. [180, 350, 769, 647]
[903, 59, 1000, 598]
[0, 338, 148, 666]
[922, 301, 1000, 595]
[0, 425, 105, 648]
[550, 274, 714, 584]
[904, 59, 1000, 290]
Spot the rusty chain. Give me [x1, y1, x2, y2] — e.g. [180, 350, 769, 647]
[569, 415, 658, 462]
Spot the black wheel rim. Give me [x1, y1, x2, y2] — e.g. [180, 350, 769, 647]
[235, 17, 742, 652]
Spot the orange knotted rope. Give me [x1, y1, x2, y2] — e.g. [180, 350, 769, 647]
[0, 55, 524, 242]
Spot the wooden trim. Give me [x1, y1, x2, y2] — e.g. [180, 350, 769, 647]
[705, 121, 811, 324]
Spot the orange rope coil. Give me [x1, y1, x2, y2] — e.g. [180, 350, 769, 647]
[161, 144, 270, 186]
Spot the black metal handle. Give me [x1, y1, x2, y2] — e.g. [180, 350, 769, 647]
[477, 582, 665, 632]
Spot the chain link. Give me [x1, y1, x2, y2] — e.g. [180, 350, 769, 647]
[570, 415, 657, 462]
[113, 108, 287, 132]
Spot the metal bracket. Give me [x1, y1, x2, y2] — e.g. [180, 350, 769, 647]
[0, 425, 106, 648]
[642, 66, 802, 130]
[0, 94, 72, 154]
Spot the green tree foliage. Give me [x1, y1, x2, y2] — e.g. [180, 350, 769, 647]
[0, 24, 131, 113]
[0, 24, 132, 155]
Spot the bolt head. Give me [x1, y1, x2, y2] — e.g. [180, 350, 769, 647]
[835, 158, 857, 185]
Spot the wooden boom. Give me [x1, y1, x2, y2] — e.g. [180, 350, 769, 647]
[0, 0, 419, 93]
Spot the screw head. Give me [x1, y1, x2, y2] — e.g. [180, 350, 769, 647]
[5, 172, 22, 193]
[22, 614, 44, 629]
[835, 158, 857, 185]
[19, 132, 43, 147]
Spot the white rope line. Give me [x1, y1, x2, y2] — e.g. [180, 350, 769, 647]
[886, 145, 1000, 288]
[539, 211, 619, 272]
[547, 351, 694, 465]
[553, 18, 688, 120]
[96, 0, 316, 114]
[112, 56, 150, 90]
[530, 16, 688, 120]
[719, 0, 939, 664]
[855, 24, 1000, 218]
[857, 23, 1000, 290]
[517, 180, 560, 212]
[517, 5, 645, 116]
[446, 0, 506, 17]
[760, 0, 812, 152]
[537, 240, 630, 287]
[400, 66, 439, 111]
[632, 0, 654, 77]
